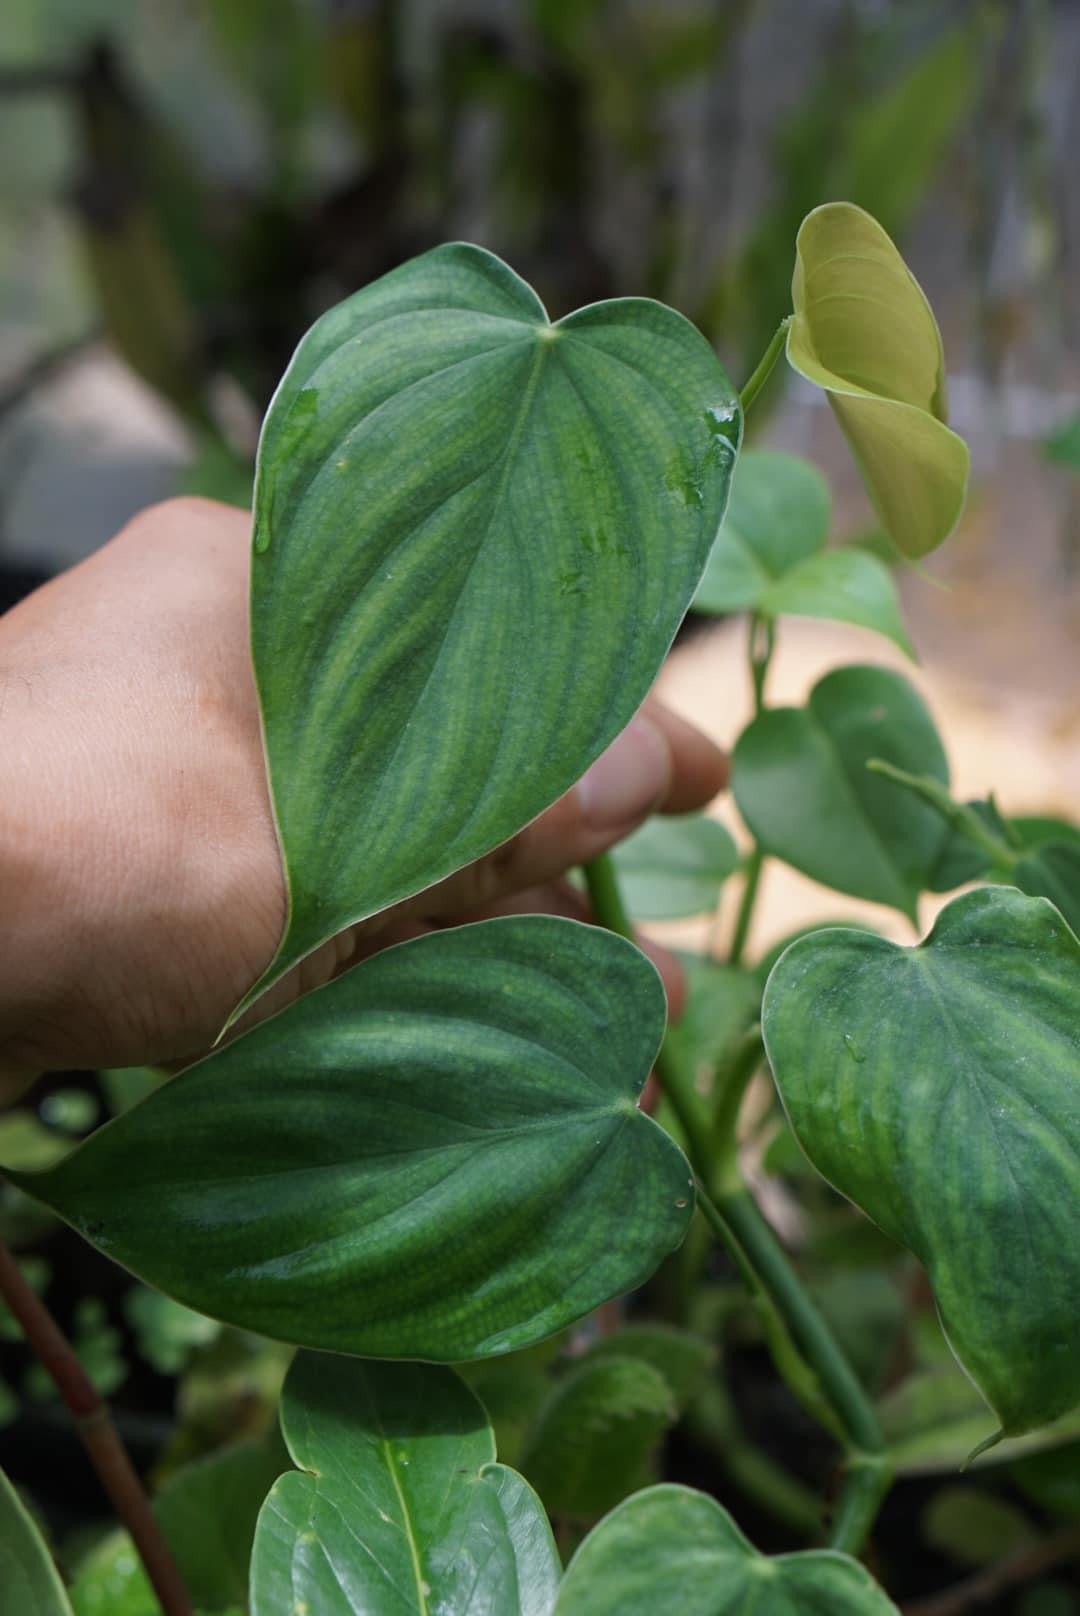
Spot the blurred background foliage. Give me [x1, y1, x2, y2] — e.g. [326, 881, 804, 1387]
[2, 0, 1078, 558]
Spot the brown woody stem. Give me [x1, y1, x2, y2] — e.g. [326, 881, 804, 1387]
[0, 1238, 193, 1616]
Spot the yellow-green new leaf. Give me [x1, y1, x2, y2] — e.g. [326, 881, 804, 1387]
[787, 203, 969, 559]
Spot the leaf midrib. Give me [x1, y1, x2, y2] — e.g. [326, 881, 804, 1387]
[381, 1436, 429, 1615]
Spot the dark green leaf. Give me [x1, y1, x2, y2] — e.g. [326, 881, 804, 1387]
[244, 243, 739, 1013]
[10, 918, 692, 1359]
[520, 1356, 676, 1520]
[733, 665, 949, 917]
[581, 1323, 714, 1411]
[611, 815, 738, 918]
[250, 1354, 559, 1616]
[1012, 1441, 1080, 1520]
[555, 1484, 899, 1613]
[0, 1466, 72, 1616]
[1013, 843, 1080, 937]
[695, 450, 829, 612]
[156, 1433, 288, 1612]
[764, 888, 1080, 1434]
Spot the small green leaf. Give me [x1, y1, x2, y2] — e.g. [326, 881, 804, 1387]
[0, 1467, 73, 1616]
[695, 450, 830, 612]
[694, 450, 912, 653]
[245, 242, 739, 1014]
[10, 918, 692, 1359]
[758, 548, 914, 657]
[123, 1289, 220, 1377]
[581, 1323, 715, 1411]
[764, 887, 1080, 1434]
[520, 1356, 676, 1520]
[555, 1484, 899, 1613]
[611, 814, 738, 918]
[732, 665, 949, 917]
[250, 1354, 560, 1616]
[787, 203, 969, 558]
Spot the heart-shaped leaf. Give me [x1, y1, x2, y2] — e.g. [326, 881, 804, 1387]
[555, 1484, 899, 1613]
[251, 1354, 559, 1616]
[611, 814, 738, 919]
[244, 243, 739, 1013]
[1, 1466, 73, 1616]
[693, 449, 912, 654]
[787, 203, 969, 559]
[732, 665, 949, 918]
[694, 450, 830, 611]
[8, 917, 692, 1359]
[763, 887, 1080, 1435]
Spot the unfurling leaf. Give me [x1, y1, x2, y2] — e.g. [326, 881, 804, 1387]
[787, 203, 969, 559]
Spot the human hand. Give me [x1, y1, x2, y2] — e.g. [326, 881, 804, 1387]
[0, 497, 726, 1103]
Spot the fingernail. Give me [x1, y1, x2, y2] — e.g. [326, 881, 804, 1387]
[577, 716, 669, 829]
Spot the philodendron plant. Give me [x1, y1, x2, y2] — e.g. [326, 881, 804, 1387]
[1, 202, 1077, 1616]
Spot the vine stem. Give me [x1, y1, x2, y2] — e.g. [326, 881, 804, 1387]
[727, 848, 762, 967]
[0, 1238, 193, 1616]
[583, 849, 892, 1555]
[694, 1183, 891, 1554]
[738, 316, 791, 417]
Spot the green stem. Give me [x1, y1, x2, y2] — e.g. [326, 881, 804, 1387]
[583, 848, 892, 1555]
[728, 848, 763, 967]
[582, 853, 709, 1166]
[866, 760, 1018, 869]
[688, 1379, 822, 1539]
[696, 1181, 890, 1552]
[739, 317, 791, 417]
[0, 1239, 193, 1616]
[748, 612, 774, 713]
[710, 1023, 763, 1170]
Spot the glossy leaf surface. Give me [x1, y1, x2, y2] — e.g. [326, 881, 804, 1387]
[764, 888, 1080, 1434]
[787, 203, 969, 559]
[0, 1465, 73, 1616]
[693, 450, 912, 653]
[251, 1354, 559, 1616]
[555, 1485, 899, 1613]
[245, 242, 739, 1010]
[11, 918, 692, 1359]
[732, 665, 948, 917]
[611, 814, 738, 918]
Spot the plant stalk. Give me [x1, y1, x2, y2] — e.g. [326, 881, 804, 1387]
[695, 1183, 891, 1553]
[738, 317, 791, 417]
[0, 1239, 193, 1616]
[728, 848, 763, 967]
